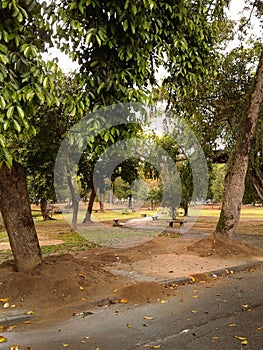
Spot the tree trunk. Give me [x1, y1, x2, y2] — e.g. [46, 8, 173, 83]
[83, 187, 96, 223]
[40, 198, 55, 220]
[251, 168, 263, 201]
[67, 174, 79, 229]
[215, 51, 263, 239]
[0, 163, 42, 271]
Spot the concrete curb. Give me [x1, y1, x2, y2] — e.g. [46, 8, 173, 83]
[0, 313, 34, 326]
[159, 260, 263, 287]
[1, 261, 262, 325]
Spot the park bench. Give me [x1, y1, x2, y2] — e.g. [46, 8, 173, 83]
[112, 218, 124, 227]
[168, 218, 188, 228]
[152, 215, 159, 220]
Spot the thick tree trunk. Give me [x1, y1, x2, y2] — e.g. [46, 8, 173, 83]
[83, 187, 96, 223]
[0, 163, 42, 271]
[215, 51, 263, 239]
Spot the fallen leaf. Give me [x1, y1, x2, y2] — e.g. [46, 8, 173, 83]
[127, 323, 131, 328]
[191, 310, 198, 313]
[192, 296, 199, 299]
[10, 346, 20, 350]
[143, 323, 148, 327]
[3, 302, 9, 308]
[230, 270, 234, 274]
[0, 298, 9, 303]
[25, 321, 32, 325]
[160, 300, 167, 304]
[24, 311, 34, 315]
[78, 273, 85, 278]
[62, 344, 70, 347]
[234, 336, 247, 341]
[229, 323, 236, 327]
[150, 346, 161, 349]
[79, 286, 84, 291]
[257, 326, 262, 330]
[113, 289, 118, 293]
[190, 276, 195, 282]
[0, 336, 7, 343]
[143, 316, 154, 320]
[7, 325, 16, 331]
[241, 340, 248, 345]
[120, 299, 128, 304]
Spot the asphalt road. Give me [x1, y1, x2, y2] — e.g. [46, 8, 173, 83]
[1, 267, 263, 350]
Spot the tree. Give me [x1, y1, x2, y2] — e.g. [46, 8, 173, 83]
[1, 0, 227, 270]
[215, 50, 263, 239]
[0, 0, 59, 271]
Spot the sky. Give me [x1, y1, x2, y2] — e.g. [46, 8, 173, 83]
[42, 0, 261, 73]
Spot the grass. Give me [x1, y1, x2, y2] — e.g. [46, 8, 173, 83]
[0, 205, 263, 258]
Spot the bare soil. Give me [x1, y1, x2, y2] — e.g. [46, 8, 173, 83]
[0, 215, 263, 326]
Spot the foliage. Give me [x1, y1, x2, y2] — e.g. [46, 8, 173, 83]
[0, 0, 61, 166]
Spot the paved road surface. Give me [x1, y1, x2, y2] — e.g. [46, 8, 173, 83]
[1, 267, 263, 350]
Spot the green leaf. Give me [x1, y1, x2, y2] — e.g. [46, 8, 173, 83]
[13, 119, 21, 132]
[7, 106, 15, 119]
[0, 95, 6, 109]
[3, 147, 12, 168]
[16, 106, 25, 119]
[0, 134, 5, 147]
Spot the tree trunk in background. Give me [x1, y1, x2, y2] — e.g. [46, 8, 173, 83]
[40, 198, 54, 220]
[215, 51, 263, 239]
[0, 163, 42, 272]
[83, 187, 96, 223]
[67, 174, 79, 229]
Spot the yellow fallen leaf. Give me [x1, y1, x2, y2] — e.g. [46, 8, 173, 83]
[192, 296, 199, 299]
[0, 336, 7, 343]
[143, 316, 154, 320]
[25, 321, 32, 325]
[62, 344, 70, 347]
[191, 310, 198, 313]
[234, 336, 247, 341]
[127, 323, 131, 328]
[24, 311, 34, 315]
[0, 298, 9, 303]
[78, 273, 85, 278]
[241, 340, 248, 345]
[160, 300, 167, 304]
[79, 286, 84, 291]
[83, 336, 90, 340]
[151, 346, 161, 349]
[113, 289, 118, 293]
[230, 270, 234, 274]
[7, 325, 16, 331]
[190, 276, 195, 282]
[10, 346, 20, 350]
[3, 302, 9, 308]
[120, 299, 128, 304]
[229, 323, 236, 327]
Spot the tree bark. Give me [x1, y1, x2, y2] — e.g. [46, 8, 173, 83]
[82, 187, 96, 223]
[215, 51, 263, 239]
[251, 168, 263, 201]
[40, 198, 55, 220]
[67, 174, 79, 229]
[0, 163, 42, 271]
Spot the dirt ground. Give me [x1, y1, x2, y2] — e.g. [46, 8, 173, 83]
[1, 227, 263, 327]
